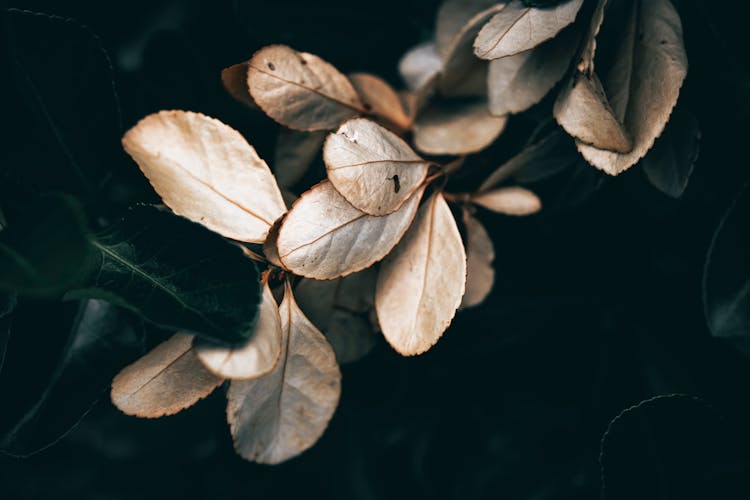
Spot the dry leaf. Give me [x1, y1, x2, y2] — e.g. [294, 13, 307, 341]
[274, 129, 326, 189]
[221, 62, 257, 109]
[277, 181, 424, 280]
[227, 283, 341, 464]
[488, 26, 580, 115]
[576, 0, 688, 175]
[398, 41, 442, 92]
[295, 268, 378, 364]
[348, 73, 412, 131]
[375, 193, 466, 356]
[324, 118, 430, 216]
[436, 0, 502, 58]
[247, 45, 365, 131]
[194, 283, 282, 380]
[111, 333, 223, 418]
[472, 187, 542, 215]
[461, 210, 495, 308]
[122, 110, 286, 243]
[413, 101, 507, 155]
[474, 0, 584, 60]
[263, 215, 287, 269]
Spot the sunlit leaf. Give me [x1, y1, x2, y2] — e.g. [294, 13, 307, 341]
[194, 283, 282, 380]
[277, 181, 424, 280]
[460, 210, 495, 308]
[122, 110, 286, 243]
[413, 101, 507, 155]
[227, 283, 341, 464]
[247, 45, 365, 131]
[474, 0, 584, 60]
[376, 193, 466, 356]
[472, 187, 542, 215]
[111, 332, 223, 418]
[324, 118, 430, 215]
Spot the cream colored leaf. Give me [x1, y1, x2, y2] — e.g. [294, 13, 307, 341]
[122, 110, 286, 243]
[553, 71, 633, 152]
[263, 215, 287, 269]
[221, 62, 257, 109]
[111, 333, 223, 418]
[488, 26, 580, 115]
[247, 45, 365, 131]
[295, 268, 377, 364]
[227, 283, 341, 464]
[348, 73, 412, 132]
[436, 0, 503, 58]
[277, 181, 424, 280]
[194, 283, 282, 380]
[375, 193, 466, 356]
[474, 0, 584, 60]
[413, 101, 507, 155]
[576, 0, 688, 175]
[472, 186, 541, 215]
[324, 118, 430, 216]
[461, 210, 495, 308]
[274, 129, 326, 189]
[398, 41, 442, 92]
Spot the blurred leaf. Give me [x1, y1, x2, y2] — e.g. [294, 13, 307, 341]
[703, 184, 750, 339]
[0, 9, 122, 200]
[0, 299, 143, 456]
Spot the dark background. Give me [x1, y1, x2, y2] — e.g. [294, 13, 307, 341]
[2, 0, 750, 498]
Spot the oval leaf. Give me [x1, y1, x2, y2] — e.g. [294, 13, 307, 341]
[413, 101, 507, 155]
[194, 283, 282, 380]
[324, 118, 430, 216]
[375, 193, 467, 356]
[398, 41, 442, 93]
[111, 332, 224, 418]
[436, 0, 501, 58]
[277, 181, 424, 280]
[461, 211, 495, 308]
[576, 0, 688, 175]
[221, 62, 257, 109]
[348, 73, 412, 131]
[247, 45, 364, 131]
[472, 186, 542, 215]
[227, 283, 341, 464]
[474, 0, 584, 60]
[122, 110, 286, 243]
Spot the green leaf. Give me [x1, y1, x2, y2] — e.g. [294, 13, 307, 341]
[67, 204, 264, 345]
[642, 108, 700, 198]
[0, 298, 143, 456]
[0, 9, 122, 201]
[703, 184, 750, 339]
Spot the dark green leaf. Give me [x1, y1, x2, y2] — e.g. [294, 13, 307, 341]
[66, 205, 264, 345]
[0, 9, 122, 201]
[600, 394, 743, 500]
[703, 184, 750, 339]
[0, 194, 97, 295]
[0, 299, 143, 456]
[642, 108, 700, 198]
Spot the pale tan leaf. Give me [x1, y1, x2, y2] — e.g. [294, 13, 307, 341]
[111, 333, 223, 418]
[324, 118, 430, 216]
[295, 268, 378, 363]
[576, 0, 688, 175]
[375, 193, 466, 356]
[221, 62, 257, 109]
[553, 71, 633, 152]
[348, 73, 412, 131]
[436, 0, 503, 58]
[274, 129, 326, 189]
[413, 101, 507, 155]
[488, 26, 580, 115]
[277, 181, 424, 280]
[263, 215, 287, 269]
[474, 0, 584, 60]
[122, 110, 286, 243]
[398, 41, 442, 92]
[227, 283, 341, 464]
[194, 283, 282, 379]
[471, 186, 541, 215]
[247, 45, 365, 131]
[461, 210, 495, 308]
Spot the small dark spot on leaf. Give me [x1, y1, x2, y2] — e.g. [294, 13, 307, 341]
[363, 103, 373, 112]
[660, 39, 667, 44]
[267, 62, 275, 71]
[389, 175, 400, 193]
[300, 58, 307, 65]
